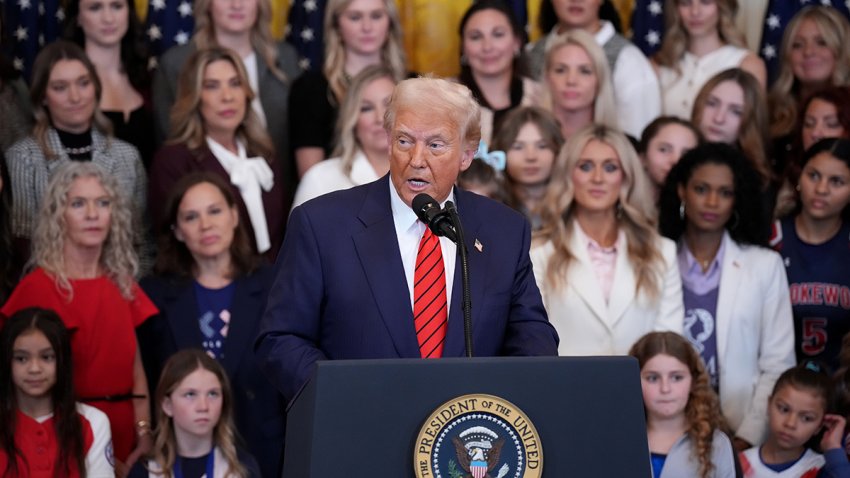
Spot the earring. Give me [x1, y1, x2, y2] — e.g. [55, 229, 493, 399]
[728, 210, 740, 230]
[679, 202, 685, 220]
[616, 202, 623, 220]
[796, 183, 801, 192]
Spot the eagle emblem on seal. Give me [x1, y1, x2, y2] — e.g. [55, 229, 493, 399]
[452, 426, 509, 478]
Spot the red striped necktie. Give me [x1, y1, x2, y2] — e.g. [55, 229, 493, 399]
[414, 226, 448, 358]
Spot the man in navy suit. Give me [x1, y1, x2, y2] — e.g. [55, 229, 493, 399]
[256, 77, 559, 401]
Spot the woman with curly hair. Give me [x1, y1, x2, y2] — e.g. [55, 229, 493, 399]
[4, 40, 149, 271]
[630, 331, 736, 478]
[150, 47, 288, 261]
[289, 0, 406, 176]
[530, 124, 683, 356]
[658, 142, 795, 451]
[64, 0, 154, 168]
[0, 162, 158, 475]
[768, 6, 850, 143]
[654, 0, 765, 121]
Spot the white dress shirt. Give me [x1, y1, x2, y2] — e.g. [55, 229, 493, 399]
[389, 183, 457, 312]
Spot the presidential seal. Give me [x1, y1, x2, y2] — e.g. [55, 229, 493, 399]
[414, 394, 543, 478]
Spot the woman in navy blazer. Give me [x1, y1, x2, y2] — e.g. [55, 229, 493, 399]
[138, 172, 284, 478]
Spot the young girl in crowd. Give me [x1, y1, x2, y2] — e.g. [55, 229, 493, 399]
[630, 331, 736, 478]
[490, 106, 564, 231]
[740, 362, 850, 477]
[771, 138, 850, 370]
[638, 116, 702, 197]
[128, 349, 260, 478]
[0, 308, 113, 477]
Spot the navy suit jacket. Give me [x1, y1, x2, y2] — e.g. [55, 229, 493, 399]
[139, 265, 285, 478]
[255, 176, 559, 401]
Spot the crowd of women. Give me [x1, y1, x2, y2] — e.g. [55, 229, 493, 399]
[0, 0, 850, 476]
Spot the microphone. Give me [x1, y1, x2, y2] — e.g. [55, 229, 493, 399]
[412, 194, 458, 243]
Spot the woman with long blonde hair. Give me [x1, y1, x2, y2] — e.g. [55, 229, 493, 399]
[768, 6, 850, 141]
[127, 349, 260, 478]
[149, 47, 289, 262]
[292, 65, 396, 208]
[531, 124, 683, 356]
[539, 30, 618, 140]
[653, 0, 765, 120]
[152, 0, 300, 203]
[289, 0, 406, 177]
[1, 162, 158, 475]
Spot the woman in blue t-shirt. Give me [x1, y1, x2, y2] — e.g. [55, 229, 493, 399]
[138, 172, 284, 478]
[659, 142, 796, 450]
[771, 138, 850, 370]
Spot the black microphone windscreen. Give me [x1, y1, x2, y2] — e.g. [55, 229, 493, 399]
[412, 193, 437, 221]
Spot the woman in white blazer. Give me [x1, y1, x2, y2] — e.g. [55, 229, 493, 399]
[531, 124, 683, 357]
[659, 142, 795, 450]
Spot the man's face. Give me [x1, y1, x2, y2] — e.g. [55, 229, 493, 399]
[389, 108, 474, 207]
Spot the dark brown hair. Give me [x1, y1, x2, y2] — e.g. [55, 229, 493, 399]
[154, 172, 258, 279]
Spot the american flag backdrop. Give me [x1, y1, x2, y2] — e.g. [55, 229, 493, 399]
[1, 0, 64, 80]
[759, 0, 850, 85]
[144, 0, 195, 64]
[286, 0, 325, 71]
[630, 0, 665, 57]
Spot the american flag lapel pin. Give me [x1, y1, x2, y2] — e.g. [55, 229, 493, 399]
[474, 239, 483, 253]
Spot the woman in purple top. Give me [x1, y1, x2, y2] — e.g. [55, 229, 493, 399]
[659, 143, 795, 451]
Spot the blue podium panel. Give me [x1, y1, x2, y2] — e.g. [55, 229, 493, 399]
[284, 356, 650, 478]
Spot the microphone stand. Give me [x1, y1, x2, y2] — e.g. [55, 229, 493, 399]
[445, 201, 473, 358]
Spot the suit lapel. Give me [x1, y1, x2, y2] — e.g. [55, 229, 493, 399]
[567, 227, 611, 326]
[715, 233, 740, 363]
[352, 177, 421, 357]
[443, 189, 485, 357]
[220, 275, 265, 377]
[607, 231, 637, 326]
[163, 282, 205, 352]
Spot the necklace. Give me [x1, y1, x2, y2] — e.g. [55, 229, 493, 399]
[64, 144, 93, 155]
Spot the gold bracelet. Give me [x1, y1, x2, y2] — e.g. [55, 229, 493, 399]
[136, 420, 152, 437]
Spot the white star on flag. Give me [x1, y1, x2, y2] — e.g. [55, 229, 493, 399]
[148, 57, 159, 71]
[13, 58, 23, 71]
[151, 0, 165, 11]
[37, 2, 43, 14]
[178, 1, 192, 17]
[38, 34, 44, 46]
[174, 31, 189, 44]
[147, 24, 162, 40]
[304, 0, 317, 12]
[648, 0, 662, 16]
[646, 30, 660, 46]
[820, 0, 831, 4]
[762, 44, 776, 60]
[300, 27, 314, 42]
[766, 14, 780, 30]
[56, 7, 65, 21]
[17, 0, 30, 9]
[284, 24, 291, 36]
[14, 26, 27, 41]
[298, 57, 311, 70]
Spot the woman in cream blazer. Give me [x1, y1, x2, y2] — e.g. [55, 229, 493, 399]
[531, 124, 683, 357]
[659, 143, 795, 448]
